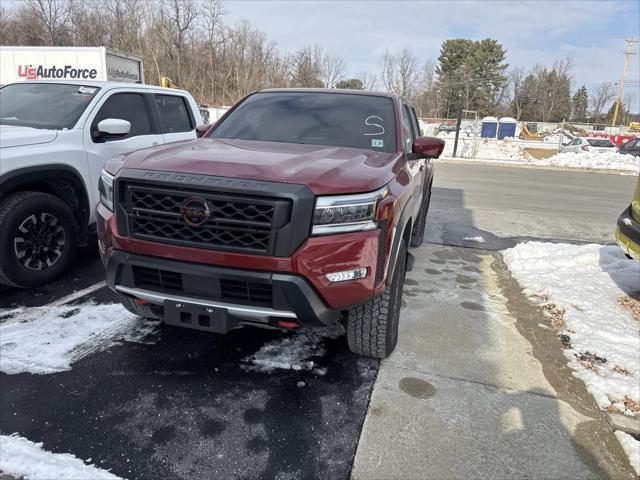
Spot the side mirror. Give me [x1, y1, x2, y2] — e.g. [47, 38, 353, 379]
[96, 118, 131, 140]
[196, 124, 212, 138]
[412, 136, 445, 159]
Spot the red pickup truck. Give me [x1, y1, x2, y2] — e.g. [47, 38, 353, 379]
[96, 89, 444, 358]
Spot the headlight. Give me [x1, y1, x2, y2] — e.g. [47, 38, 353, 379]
[98, 169, 115, 211]
[312, 186, 388, 235]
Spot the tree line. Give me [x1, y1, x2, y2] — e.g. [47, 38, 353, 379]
[1, 0, 637, 124]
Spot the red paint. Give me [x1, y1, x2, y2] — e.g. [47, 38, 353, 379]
[587, 131, 638, 146]
[97, 203, 381, 310]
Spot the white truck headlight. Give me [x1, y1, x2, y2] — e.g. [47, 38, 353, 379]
[98, 169, 115, 211]
[312, 186, 388, 235]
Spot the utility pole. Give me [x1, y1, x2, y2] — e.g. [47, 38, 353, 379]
[611, 37, 638, 127]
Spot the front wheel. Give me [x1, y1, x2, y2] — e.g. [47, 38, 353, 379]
[0, 191, 78, 288]
[346, 240, 407, 358]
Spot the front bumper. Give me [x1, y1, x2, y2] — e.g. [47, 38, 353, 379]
[106, 250, 340, 328]
[615, 205, 640, 260]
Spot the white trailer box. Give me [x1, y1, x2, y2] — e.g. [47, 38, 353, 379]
[0, 46, 143, 84]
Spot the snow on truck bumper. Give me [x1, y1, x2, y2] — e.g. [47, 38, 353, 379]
[615, 205, 640, 260]
[97, 203, 387, 328]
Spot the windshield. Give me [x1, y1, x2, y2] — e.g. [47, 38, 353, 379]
[211, 92, 398, 153]
[0, 83, 100, 130]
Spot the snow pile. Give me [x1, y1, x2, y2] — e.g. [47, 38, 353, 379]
[615, 431, 640, 475]
[0, 434, 123, 479]
[441, 137, 529, 161]
[528, 151, 640, 174]
[0, 302, 157, 375]
[503, 243, 640, 416]
[242, 325, 343, 374]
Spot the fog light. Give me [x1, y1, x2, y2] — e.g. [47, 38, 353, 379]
[325, 268, 368, 283]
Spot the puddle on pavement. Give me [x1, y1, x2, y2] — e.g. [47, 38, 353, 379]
[460, 301, 486, 311]
[399, 377, 436, 399]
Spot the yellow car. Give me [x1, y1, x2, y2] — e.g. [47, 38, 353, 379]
[616, 176, 640, 260]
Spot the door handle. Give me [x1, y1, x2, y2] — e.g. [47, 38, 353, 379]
[419, 164, 424, 171]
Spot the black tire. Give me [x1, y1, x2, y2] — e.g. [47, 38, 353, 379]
[410, 182, 432, 247]
[347, 239, 407, 358]
[118, 293, 164, 320]
[0, 191, 78, 288]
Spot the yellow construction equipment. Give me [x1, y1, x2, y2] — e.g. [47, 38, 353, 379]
[160, 76, 179, 89]
[519, 123, 542, 140]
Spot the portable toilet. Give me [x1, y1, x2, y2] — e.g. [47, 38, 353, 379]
[480, 116, 498, 138]
[497, 117, 517, 139]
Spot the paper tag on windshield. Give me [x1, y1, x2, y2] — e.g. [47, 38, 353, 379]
[78, 86, 96, 94]
[371, 139, 384, 148]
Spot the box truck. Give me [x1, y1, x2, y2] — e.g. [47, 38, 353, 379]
[0, 46, 144, 84]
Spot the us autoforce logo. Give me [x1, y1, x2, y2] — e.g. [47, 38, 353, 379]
[180, 197, 210, 227]
[17, 65, 98, 80]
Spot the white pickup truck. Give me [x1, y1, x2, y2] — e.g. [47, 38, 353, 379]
[0, 80, 204, 288]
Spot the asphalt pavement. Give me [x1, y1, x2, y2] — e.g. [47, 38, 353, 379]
[1, 163, 637, 479]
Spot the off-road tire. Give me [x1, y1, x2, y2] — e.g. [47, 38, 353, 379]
[410, 182, 432, 247]
[347, 240, 407, 358]
[118, 293, 164, 320]
[0, 191, 78, 288]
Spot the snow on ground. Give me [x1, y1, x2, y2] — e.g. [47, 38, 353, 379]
[615, 431, 640, 476]
[503, 242, 640, 416]
[527, 151, 640, 174]
[504, 242, 640, 474]
[242, 325, 343, 374]
[0, 302, 157, 375]
[463, 236, 486, 243]
[0, 433, 123, 479]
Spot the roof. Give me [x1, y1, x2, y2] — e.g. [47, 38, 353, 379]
[1, 80, 189, 94]
[258, 87, 400, 100]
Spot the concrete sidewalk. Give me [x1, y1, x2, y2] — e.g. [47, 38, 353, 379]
[351, 244, 636, 479]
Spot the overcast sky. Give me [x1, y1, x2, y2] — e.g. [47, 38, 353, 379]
[225, 0, 640, 106]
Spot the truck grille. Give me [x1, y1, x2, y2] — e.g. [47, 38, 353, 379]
[123, 185, 291, 255]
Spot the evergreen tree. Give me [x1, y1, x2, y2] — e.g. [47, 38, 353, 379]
[435, 38, 508, 115]
[335, 78, 364, 90]
[571, 86, 588, 122]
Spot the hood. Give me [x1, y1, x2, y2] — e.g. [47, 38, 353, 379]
[0, 125, 58, 148]
[116, 138, 402, 194]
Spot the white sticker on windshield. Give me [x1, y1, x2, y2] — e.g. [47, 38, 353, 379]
[78, 86, 96, 94]
[371, 139, 384, 148]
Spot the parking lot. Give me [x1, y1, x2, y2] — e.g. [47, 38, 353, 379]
[1, 162, 638, 479]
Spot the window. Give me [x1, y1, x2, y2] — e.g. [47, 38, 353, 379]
[155, 94, 193, 133]
[211, 92, 397, 153]
[410, 107, 422, 137]
[0, 83, 99, 130]
[402, 104, 417, 155]
[586, 138, 614, 148]
[92, 93, 152, 141]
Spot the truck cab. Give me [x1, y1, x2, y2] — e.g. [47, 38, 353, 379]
[0, 80, 203, 287]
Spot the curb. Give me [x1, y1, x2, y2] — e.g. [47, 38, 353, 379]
[436, 157, 639, 176]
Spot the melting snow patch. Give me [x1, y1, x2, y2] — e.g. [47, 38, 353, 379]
[615, 431, 640, 475]
[242, 325, 344, 374]
[503, 242, 640, 416]
[463, 236, 486, 243]
[0, 302, 158, 375]
[0, 433, 123, 479]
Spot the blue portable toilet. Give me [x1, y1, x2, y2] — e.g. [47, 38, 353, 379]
[481, 116, 498, 138]
[497, 117, 517, 139]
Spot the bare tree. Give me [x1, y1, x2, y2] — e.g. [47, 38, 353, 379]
[508, 67, 526, 120]
[359, 71, 378, 91]
[320, 53, 345, 88]
[380, 47, 419, 97]
[24, 0, 73, 44]
[589, 82, 616, 124]
[291, 44, 324, 87]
